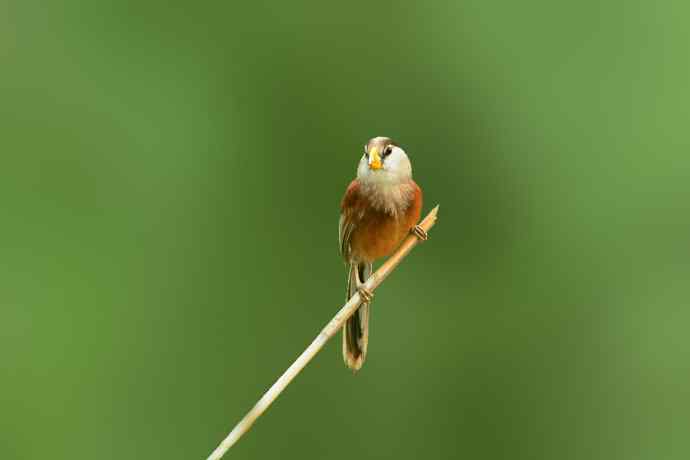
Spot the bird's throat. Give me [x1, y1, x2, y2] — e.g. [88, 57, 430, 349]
[359, 179, 415, 216]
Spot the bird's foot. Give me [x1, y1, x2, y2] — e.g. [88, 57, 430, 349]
[411, 224, 428, 241]
[357, 286, 374, 303]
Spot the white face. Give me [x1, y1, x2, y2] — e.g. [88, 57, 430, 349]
[356, 143, 412, 185]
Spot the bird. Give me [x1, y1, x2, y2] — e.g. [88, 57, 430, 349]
[338, 136, 427, 371]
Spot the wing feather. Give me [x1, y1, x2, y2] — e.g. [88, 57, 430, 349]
[338, 180, 361, 261]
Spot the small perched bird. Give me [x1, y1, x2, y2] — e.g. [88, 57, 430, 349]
[339, 136, 427, 371]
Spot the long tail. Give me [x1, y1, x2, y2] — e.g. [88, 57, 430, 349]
[343, 262, 372, 371]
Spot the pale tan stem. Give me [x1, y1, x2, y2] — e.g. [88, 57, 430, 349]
[206, 205, 440, 460]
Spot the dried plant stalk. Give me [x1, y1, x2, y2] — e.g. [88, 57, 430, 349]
[207, 205, 440, 460]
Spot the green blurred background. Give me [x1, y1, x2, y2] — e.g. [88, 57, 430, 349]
[2, 1, 689, 459]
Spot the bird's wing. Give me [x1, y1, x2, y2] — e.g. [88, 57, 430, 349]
[405, 179, 424, 229]
[339, 180, 360, 261]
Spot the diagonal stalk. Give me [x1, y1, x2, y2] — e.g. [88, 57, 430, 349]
[207, 205, 440, 460]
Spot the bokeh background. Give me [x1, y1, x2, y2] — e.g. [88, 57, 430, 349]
[2, 1, 689, 459]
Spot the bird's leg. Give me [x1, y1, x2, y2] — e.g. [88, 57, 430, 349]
[357, 286, 373, 303]
[355, 266, 374, 303]
[411, 224, 428, 241]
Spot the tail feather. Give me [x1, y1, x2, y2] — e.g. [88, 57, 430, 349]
[343, 263, 372, 371]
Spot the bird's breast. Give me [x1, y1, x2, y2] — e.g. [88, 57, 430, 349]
[349, 211, 407, 262]
[344, 181, 423, 263]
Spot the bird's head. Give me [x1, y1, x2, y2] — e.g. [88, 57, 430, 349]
[357, 136, 412, 184]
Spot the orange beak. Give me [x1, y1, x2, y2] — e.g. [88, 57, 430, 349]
[368, 147, 382, 170]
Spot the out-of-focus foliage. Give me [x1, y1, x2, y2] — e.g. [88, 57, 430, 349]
[1, 1, 689, 459]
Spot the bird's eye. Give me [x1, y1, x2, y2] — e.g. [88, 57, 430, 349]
[382, 145, 393, 158]
[364, 145, 369, 158]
